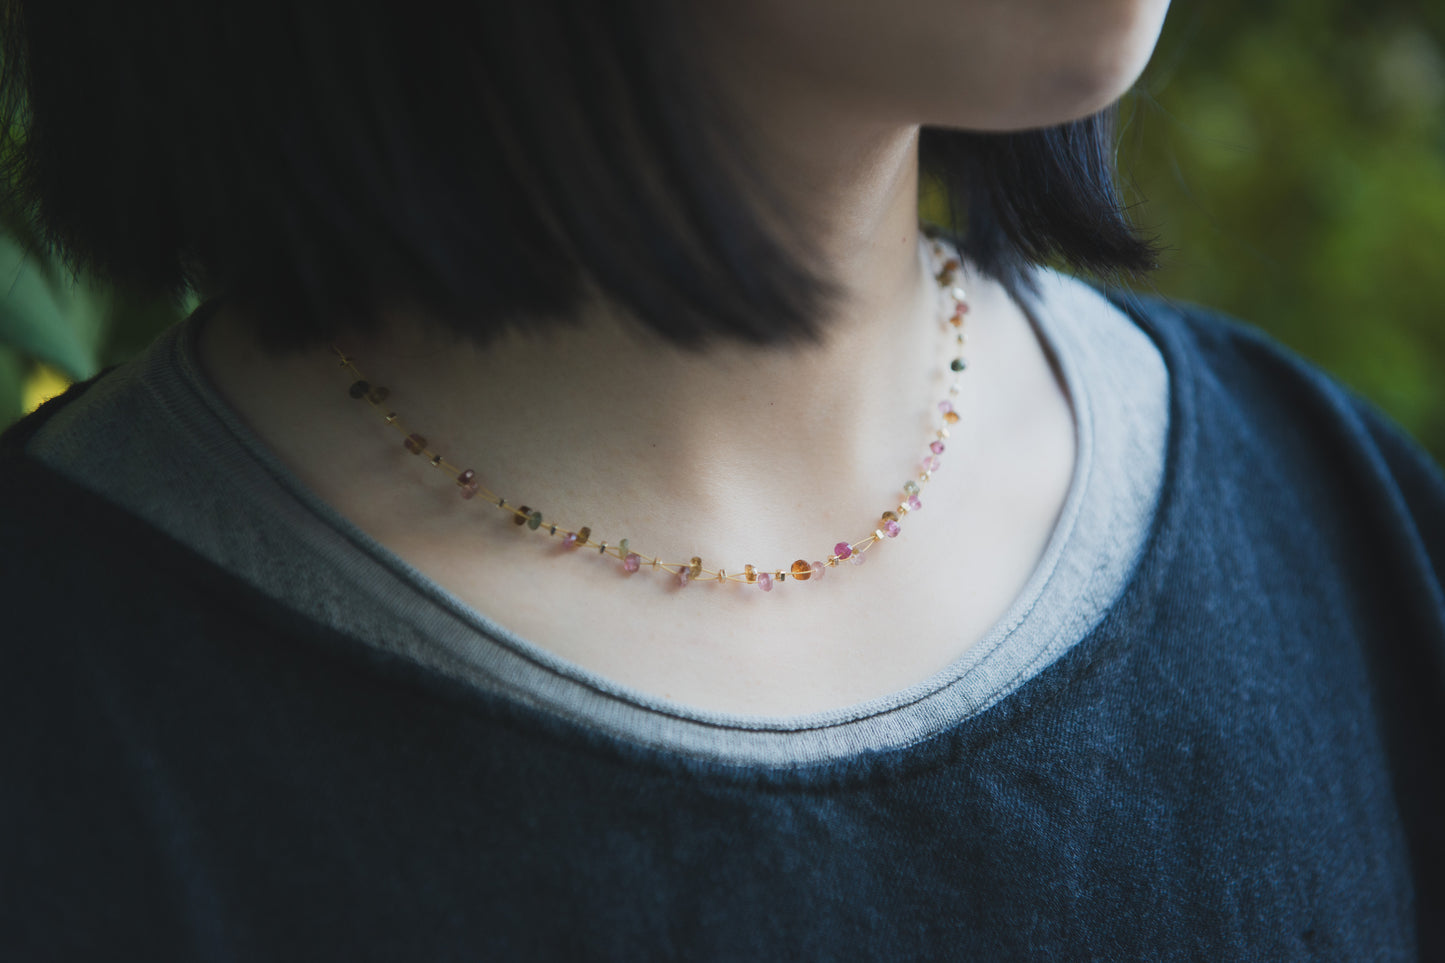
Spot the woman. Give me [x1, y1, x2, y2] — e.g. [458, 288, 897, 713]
[2, 0, 1440, 957]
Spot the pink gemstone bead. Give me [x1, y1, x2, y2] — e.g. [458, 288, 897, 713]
[563, 533, 578, 548]
[939, 400, 954, 414]
[908, 495, 922, 511]
[623, 553, 640, 573]
[758, 572, 773, 592]
[924, 455, 941, 472]
[884, 519, 901, 538]
[459, 481, 479, 499]
[849, 551, 866, 565]
[811, 561, 826, 580]
[834, 542, 852, 560]
[930, 440, 945, 455]
[677, 568, 690, 586]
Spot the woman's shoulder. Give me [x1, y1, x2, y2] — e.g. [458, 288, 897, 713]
[1105, 286, 1444, 595]
[1, 372, 269, 646]
[1110, 287, 1440, 469]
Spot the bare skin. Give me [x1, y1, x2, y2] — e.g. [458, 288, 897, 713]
[197, 2, 1169, 715]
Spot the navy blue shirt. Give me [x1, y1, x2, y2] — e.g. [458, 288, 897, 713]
[3, 294, 1442, 960]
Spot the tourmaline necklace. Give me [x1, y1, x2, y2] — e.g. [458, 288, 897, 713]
[330, 229, 970, 592]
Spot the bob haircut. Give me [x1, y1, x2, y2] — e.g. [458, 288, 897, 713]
[0, 1, 1155, 356]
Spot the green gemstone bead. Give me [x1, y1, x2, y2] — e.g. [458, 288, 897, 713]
[950, 358, 967, 372]
[904, 480, 920, 495]
[527, 511, 543, 530]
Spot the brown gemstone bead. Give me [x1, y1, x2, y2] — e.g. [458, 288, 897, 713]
[576, 526, 591, 545]
[689, 557, 703, 579]
[944, 411, 960, 424]
[791, 559, 812, 582]
[404, 433, 426, 453]
[881, 511, 898, 522]
[348, 380, 370, 399]
[744, 564, 757, 583]
[513, 506, 531, 526]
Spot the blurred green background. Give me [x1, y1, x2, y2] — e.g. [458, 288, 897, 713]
[1123, 0, 1445, 458]
[3, 0, 1444, 461]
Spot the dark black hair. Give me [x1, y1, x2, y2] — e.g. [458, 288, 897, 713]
[0, 1, 1155, 356]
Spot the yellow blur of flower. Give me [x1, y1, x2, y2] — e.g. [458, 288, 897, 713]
[22, 364, 72, 415]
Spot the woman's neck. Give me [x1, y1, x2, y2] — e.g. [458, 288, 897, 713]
[207, 122, 1000, 562]
[193, 121, 1075, 713]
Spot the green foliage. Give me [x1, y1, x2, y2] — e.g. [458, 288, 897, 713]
[1128, 0, 1445, 458]
[1, 226, 107, 380]
[0, 343, 23, 425]
[0, 208, 192, 417]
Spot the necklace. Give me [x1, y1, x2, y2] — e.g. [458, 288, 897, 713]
[330, 229, 970, 592]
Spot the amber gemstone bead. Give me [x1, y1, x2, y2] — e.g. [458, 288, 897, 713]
[944, 411, 960, 424]
[791, 559, 812, 582]
[576, 526, 591, 545]
[404, 433, 426, 454]
[744, 564, 757, 583]
[689, 557, 703, 579]
[882, 511, 898, 523]
[513, 506, 531, 526]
